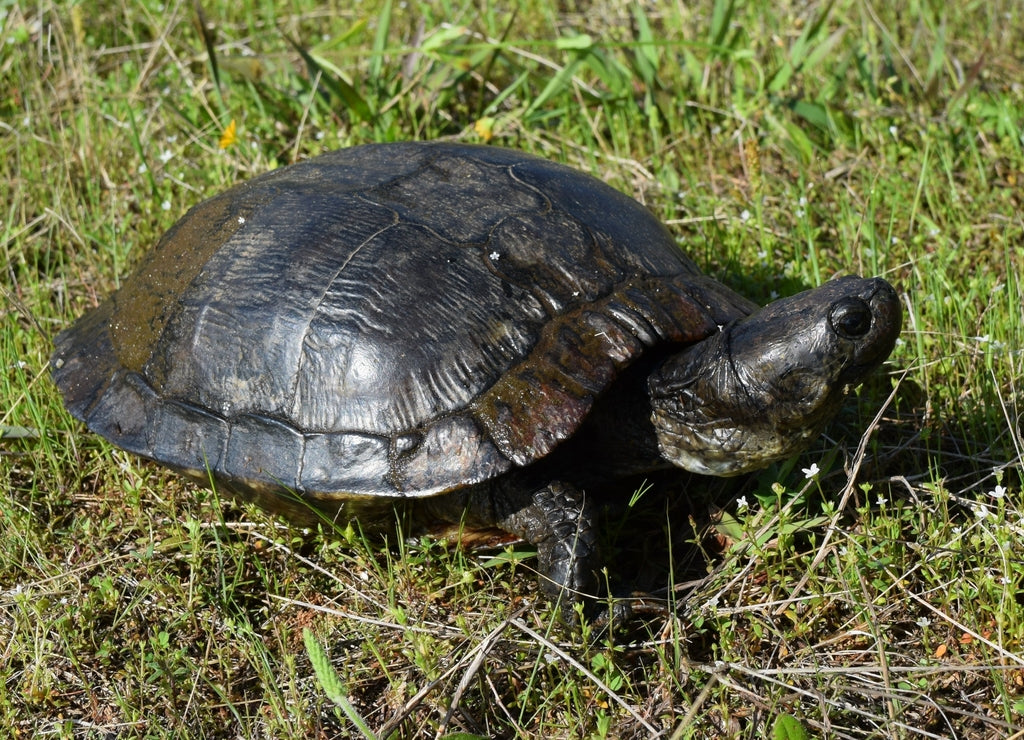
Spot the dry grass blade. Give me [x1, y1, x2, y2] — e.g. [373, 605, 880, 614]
[510, 618, 660, 736]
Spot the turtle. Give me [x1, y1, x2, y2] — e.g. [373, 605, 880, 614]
[51, 141, 901, 615]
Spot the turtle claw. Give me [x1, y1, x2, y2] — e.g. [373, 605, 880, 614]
[586, 593, 671, 635]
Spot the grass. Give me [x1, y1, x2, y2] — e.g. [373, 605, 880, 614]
[2, 0, 1022, 737]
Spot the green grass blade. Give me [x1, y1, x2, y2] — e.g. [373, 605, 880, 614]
[368, 0, 391, 82]
[303, 629, 377, 739]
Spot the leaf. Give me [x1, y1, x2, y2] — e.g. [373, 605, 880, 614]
[772, 713, 814, 740]
[788, 0, 837, 72]
[708, 0, 735, 50]
[791, 100, 830, 131]
[285, 34, 375, 123]
[630, 3, 659, 86]
[479, 549, 535, 569]
[714, 510, 746, 544]
[800, 26, 848, 77]
[524, 53, 585, 118]
[768, 2, 840, 92]
[0, 425, 39, 439]
[303, 629, 377, 739]
[368, 0, 390, 81]
[421, 23, 470, 54]
[556, 33, 594, 51]
[764, 110, 815, 164]
[193, 1, 221, 94]
[579, 48, 632, 97]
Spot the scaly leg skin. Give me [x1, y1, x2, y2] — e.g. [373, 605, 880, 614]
[495, 482, 600, 615]
[500, 484, 674, 629]
[429, 480, 664, 626]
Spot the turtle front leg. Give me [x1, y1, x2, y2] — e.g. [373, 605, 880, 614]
[419, 480, 603, 616]
[495, 481, 600, 610]
[427, 480, 601, 613]
[492, 484, 668, 626]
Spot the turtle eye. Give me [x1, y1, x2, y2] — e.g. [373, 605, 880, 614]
[829, 298, 873, 339]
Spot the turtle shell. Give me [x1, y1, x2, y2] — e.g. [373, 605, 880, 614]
[51, 142, 754, 511]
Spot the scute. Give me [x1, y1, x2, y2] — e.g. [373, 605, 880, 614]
[362, 150, 546, 243]
[394, 413, 511, 492]
[152, 399, 229, 476]
[51, 142, 754, 502]
[300, 431, 391, 493]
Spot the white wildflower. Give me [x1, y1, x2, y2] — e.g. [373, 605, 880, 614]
[795, 196, 807, 218]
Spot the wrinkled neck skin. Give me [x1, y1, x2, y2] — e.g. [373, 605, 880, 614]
[647, 325, 842, 476]
[545, 332, 837, 483]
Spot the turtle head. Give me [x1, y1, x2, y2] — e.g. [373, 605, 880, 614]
[648, 276, 901, 476]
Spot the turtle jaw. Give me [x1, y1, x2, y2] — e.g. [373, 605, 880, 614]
[651, 406, 835, 476]
[648, 275, 901, 477]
